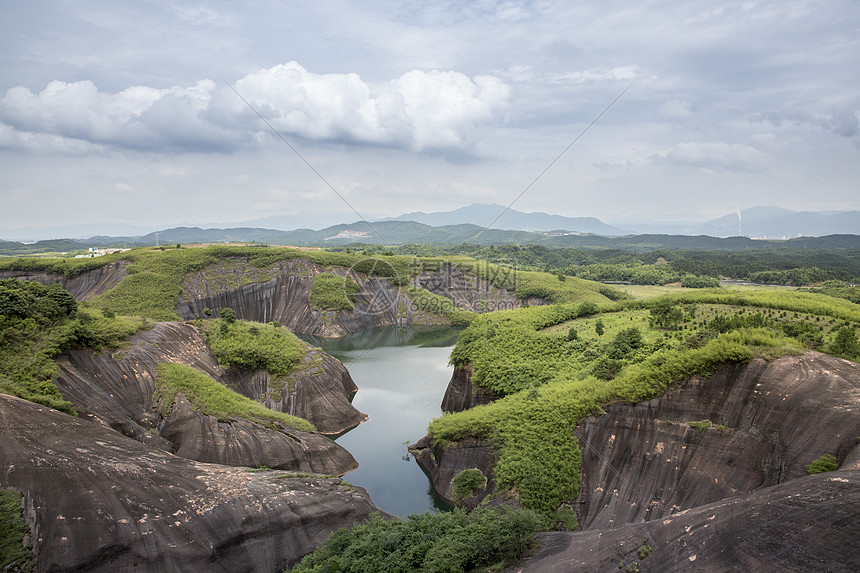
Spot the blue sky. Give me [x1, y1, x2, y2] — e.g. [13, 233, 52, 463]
[1, 1, 858, 236]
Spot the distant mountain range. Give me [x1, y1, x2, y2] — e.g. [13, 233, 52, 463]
[380, 203, 630, 235]
[1, 204, 857, 247]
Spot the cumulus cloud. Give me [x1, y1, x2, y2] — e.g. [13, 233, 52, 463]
[233, 62, 511, 150]
[0, 62, 511, 155]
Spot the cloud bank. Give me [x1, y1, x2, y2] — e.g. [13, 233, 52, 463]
[0, 62, 512, 154]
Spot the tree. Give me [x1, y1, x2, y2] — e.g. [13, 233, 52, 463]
[649, 299, 684, 329]
[567, 328, 579, 341]
[220, 307, 236, 324]
[595, 319, 605, 336]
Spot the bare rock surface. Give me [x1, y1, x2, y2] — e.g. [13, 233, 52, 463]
[177, 258, 537, 336]
[575, 352, 860, 530]
[178, 259, 448, 336]
[53, 321, 363, 473]
[510, 468, 860, 573]
[0, 394, 380, 573]
[409, 436, 496, 509]
[440, 365, 499, 412]
[0, 262, 129, 299]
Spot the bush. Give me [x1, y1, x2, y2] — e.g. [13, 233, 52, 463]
[289, 506, 544, 573]
[806, 454, 839, 475]
[0, 489, 33, 572]
[451, 468, 487, 500]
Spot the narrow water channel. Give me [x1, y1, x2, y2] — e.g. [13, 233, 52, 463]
[298, 325, 462, 517]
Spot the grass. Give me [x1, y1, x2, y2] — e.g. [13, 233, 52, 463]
[0, 489, 33, 573]
[198, 319, 306, 377]
[1, 278, 149, 414]
[154, 362, 315, 432]
[308, 272, 360, 311]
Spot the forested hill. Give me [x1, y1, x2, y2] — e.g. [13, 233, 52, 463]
[2, 220, 859, 255]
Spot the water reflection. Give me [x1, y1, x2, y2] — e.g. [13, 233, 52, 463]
[297, 325, 462, 517]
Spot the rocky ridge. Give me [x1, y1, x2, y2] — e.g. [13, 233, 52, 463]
[54, 321, 365, 473]
[0, 394, 380, 572]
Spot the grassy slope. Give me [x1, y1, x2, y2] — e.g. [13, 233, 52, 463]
[155, 362, 315, 432]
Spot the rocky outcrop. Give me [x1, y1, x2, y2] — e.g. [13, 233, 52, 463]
[440, 365, 499, 412]
[511, 468, 860, 572]
[177, 258, 538, 337]
[416, 352, 860, 525]
[178, 259, 449, 336]
[53, 321, 365, 474]
[574, 352, 860, 531]
[0, 262, 129, 300]
[409, 436, 497, 509]
[412, 263, 532, 313]
[0, 394, 381, 573]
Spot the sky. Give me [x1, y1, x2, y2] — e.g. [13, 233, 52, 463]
[1, 0, 859, 238]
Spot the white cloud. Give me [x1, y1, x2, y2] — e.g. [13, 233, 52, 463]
[659, 99, 694, 121]
[0, 63, 511, 154]
[548, 66, 638, 84]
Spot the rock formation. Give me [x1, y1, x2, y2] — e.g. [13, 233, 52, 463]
[512, 466, 860, 572]
[178, 259, 535, 336]
[0, 261, 128, 300]
[54, 321, 365, 473]
[0, 394, 380, 573]
[416, 352, 860, 534]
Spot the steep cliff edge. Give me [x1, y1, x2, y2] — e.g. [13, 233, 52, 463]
[414, 352, 860, 524]
[0, 394, 380, 573]
[177, 259, 533, 336]
[0, 262, 128, 300]
[53, 321, 365, 474]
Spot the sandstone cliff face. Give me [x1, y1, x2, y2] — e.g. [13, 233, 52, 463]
[177, 259, 536, 336]
[440, 365, 499, 412]
[416, 352, 860, 529]
[512, 467, 860, 572]
[574, 352, 860, 531]
[0, 394, 380, 573]
[409, 436, 497, 509]
[53, 321, 365, 474]
[0, 262, 129, 299]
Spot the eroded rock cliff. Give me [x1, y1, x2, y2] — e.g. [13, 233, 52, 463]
[177, 259, 534, 336]
[512, 467, 860, 572]
[53, 321, 365, 474]
[0, 394, 380, 573]
[0, 262, 129, 300]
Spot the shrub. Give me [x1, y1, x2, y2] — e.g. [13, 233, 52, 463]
[451, 468, 487, 500]
[806, 454, 839, 475]
[308, 273, 360, 311]
[0, 489, 33, 573]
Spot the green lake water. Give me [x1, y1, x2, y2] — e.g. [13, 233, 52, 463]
[298, 325, 462, 517]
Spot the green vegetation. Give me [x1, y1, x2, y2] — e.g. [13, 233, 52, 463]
[451, 468, 487, 500]
[288, 506, 544, 573]
[154, 363, 315, 432]
[429, 287, 857, 515]
[0, 489, 33, 573]
[0, 279, 147, 414]
[637, 543, 654, 559]
[688, 420, 712, 434]
[309, 273, 360, 311]
[805, 454, 840, 475]
[403, 285, 477, 326]
[199, 318, 306, 377]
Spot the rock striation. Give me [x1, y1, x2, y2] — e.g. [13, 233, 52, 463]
[0, 262, 129, 300]
[511, 467, 860, 572]
[0, 394, 380, 573]
[53, 321, 365, 474]
[177, 258, 535, 336]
